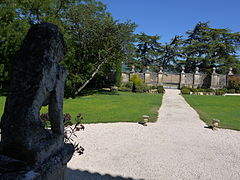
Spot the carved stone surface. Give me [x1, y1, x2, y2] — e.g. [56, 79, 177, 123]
[0, 23, 74, 179]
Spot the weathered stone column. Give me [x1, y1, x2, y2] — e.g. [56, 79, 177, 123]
[193, 67, 200, 88]
[180, 66, 186, 88]
[121, 72, 130, 83]
[157, 67, 163, 86]
[210, 67, 219, 89]
[144, 66, 151, 83]
[227, 67, 234, 87]
[0, 23, 74, 180]
[129, 65, 135, 79]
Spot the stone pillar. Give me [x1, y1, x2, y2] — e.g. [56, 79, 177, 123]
[180, 66, 186, 88]
[228, 67, 233, 76]
[121, 72, 130, 83]
[210, 67, 219, 89]
[144, 66, 151, 83]
[157, 67, 163, 86]
[129, 65, 135, 79]
[227, 67, 234, 87]
[193, 67, 200, 88]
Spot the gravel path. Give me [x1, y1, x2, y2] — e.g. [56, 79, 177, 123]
[67, 89, 240, 180]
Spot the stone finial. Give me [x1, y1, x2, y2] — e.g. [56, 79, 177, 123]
[181, 65, 185, 73]
[146, 66, 150, 73]
[228, 67, 233, 75]
[159, 66, 163, 73]
[131, 65, 135, 72]
[195, 67, 199, 74]
[212, 67, 216, 74]
[0, 23, 74, 171]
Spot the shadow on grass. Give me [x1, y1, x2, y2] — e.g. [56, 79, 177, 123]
[79, 88, 120, 97]
[66, 168, 141, 180]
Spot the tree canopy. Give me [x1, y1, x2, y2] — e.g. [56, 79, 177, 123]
[1, 1, 240, 95]
[132, 22, 240, 74]
[0, 0, 136, 97]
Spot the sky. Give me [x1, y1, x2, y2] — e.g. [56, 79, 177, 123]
[101, 0, 240, 44]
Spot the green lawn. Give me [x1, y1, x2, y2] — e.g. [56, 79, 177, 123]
[183, 95, 240, 131]
[0, 96, 6, 117]
[0, 92, 162, 123]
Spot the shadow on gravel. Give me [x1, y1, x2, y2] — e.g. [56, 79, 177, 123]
[204, 126, 213, 130]
[66, 168, 142, 180]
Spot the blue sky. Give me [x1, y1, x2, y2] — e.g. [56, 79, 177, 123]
[101, 0, 240, 44]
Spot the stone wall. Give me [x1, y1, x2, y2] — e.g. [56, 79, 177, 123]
[122, 66, 235, 89]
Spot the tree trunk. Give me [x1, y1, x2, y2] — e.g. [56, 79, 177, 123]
[73, 60, 106, 97]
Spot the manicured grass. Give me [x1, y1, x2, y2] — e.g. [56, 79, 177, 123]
[0, 96, 6, 117]
[183, 95, 240, 131]
[0, 92, 162, 123]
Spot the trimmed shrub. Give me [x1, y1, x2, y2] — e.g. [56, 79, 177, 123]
[151, 85, 158, 89]
[197, 88, 205, 92]
[215, 89, 226, 96]
[157, 86, 165, 93]
[227, 89, 235, 93]
[181, 88, 190, 94]
[205, 88, 214, 92]
[130, 74, 143, 92]
[118, 87, 131, 92]
[130, 74, 143, 86]
[190, 88, 198, 92]
[135, 84, 150, 93]
[124, 82, 133, 89]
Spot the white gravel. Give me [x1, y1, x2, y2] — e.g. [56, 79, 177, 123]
[66, 89, 240, 180]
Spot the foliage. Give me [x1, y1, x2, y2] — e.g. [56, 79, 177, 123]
[157, 86, 165, 93]
[215, 89, 226, 96]
[64, 2, 137, 97]
[40, 112, 85, 155]
[130, 74, 143, 92]
[134, 33, 160, 71]
[227, 89, 236, 93]
[180, 22, 240, 73]
[228, 76, 240, 90]
[0, 0, 137, 96]
[181, 88, 191, 94]
[135, 84, 150, 93]
[190, 88, 198, 92]
[183, 95, 240, 130]
[115, 61, 122, 87]
[129, 22, 240, 74]
[205, 88, 214, 92]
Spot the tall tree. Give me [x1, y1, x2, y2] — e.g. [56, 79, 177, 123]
[156, 35, 183, 72]
[64, 2, 136, 97]
[182, 22, 240, 73]
[0, 0, 137, 96]
[134, 33, 160, 71]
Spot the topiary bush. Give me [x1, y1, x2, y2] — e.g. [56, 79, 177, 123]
[181, 88, 190, 95]
[197, 88, 205, 92]
[227, 89, 235, 93]
[157, 86, 165, 93]
[130, 74, 143, 92]
[215, 89, 226, 96]
[205, 88, 214, 92]
[135, 84, 150, 93]
[190, 88, 198, 92]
